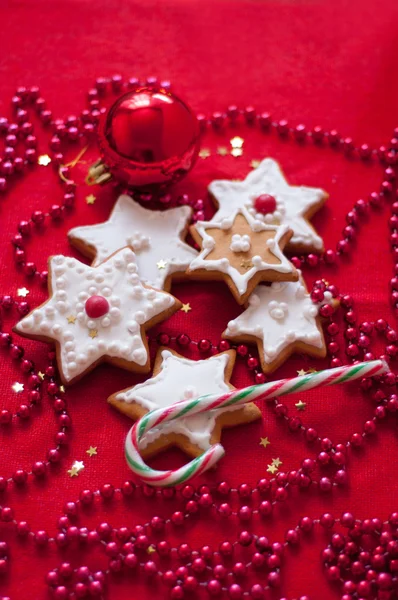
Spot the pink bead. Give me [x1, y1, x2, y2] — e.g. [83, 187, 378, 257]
[259, 500, 272, 516]
[319, 477, 333, 492]
[207, 580, 222, 596]
[252, 552, 265, 568]
[299, 516, 313, 532]
[219, 541, 233, 556]
[144, 560, 157, 576]
[13, 469, 28, 485]
[35, 530, 49, 545]
[250, 584, 264, 599]
[238, 530, 253, 546]
[32, 461, 47, 477]
[267, 571, 281, 587]
[228, 584, 243, 598]
[100, 483, 114, 498]
[285, 529, 300, 544]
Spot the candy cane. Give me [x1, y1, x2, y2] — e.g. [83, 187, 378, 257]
[125, 359, 388, 487]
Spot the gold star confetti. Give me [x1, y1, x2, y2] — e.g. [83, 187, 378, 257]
[38, 371, 45, 381]
[272, 457, 282, 468]
[297, 369, 308, 377]
[250, 159, 261, 169]
[147, 546, 156, 555]
[38, 154, 52, 166]
[230, 136, 244, 148]
[86, 194, 96, 205]
[322, 279, 330, 287]
[295, 400, 307, 412]
[17, 287, 29, 298]
[73, 460, 85, 472]
[156, 259, 167, 270]
[199, 148, 211, 159]
[59, 385, 65, 393]
[86, 446, 98, 457]
[12, 382, 24, 393]
[259, 437, 271, 448]
[88, 329, 98, 339]
[217, 147, 228, 156]
[240, 259, 252, 270]
[308, 367, 317, 374]
[67, 466, 79, 478]
[181, 303, 191, 314]
[231, 147, 243, 158]
[267, 464, 278, 474]
[67, 315, 77, 324]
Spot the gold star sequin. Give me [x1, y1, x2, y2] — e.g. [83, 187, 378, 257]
[38, 371, 45, 381]
[67, 460, 84, 478]
[59, 385, 65, 393]
[17, 287, 30, 298]
[199, 149, 211, 159]
[73, 460, 85, 472]
[86, 194, 96, 205]
[67, 315, 77, 324]
[272, 457, 282, 468]
[12, 382, 24, 393]
[67, 466, 79, 478]
[240, 259, 252, 270]
[147, 546, 156, 555]
[231, 147, 243, 158]
[217, 147, 228, 156]
[86, 446, 98, 457]
[156, 259, 167, 270]
[38, 154, 52, 166]
[88, 329, 98, 339]
[250, 159, 261, 169]
[181, 303, 191, 314]
[295, 400, 307, 412]
[297, 369, 308, 377]
[267, 464, 278, 474]
[259, 437, 271, 448]
[230, 136, 244, 148]
[308, 367, 317, 374]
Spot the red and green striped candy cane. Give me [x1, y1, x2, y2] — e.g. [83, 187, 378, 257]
[125, 359, 388, 487]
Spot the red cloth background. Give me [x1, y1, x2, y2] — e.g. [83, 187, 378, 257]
[1, 1, 398, 598]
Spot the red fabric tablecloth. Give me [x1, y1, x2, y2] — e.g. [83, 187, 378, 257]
[1, 1, 398, 598]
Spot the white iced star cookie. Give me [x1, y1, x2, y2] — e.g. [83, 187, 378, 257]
[68, 194, 198, 291]
[108, 348, 261, 458]
[188, 211, 298, 304]
[14, 249, 181, 384]
[208, 158, 327, 253]
[223, 274, 329, 373]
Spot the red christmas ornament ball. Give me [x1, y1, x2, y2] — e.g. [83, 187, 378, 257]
[97, 87, 201, 188]
[254, 194, 277, 215]
[85, 296, 110, 319]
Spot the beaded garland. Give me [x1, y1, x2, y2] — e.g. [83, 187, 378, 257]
[0, 75, 397, 599]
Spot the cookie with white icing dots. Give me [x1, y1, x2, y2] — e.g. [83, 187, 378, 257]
[223, 274, 329, 373]
[14, 248, 181, 384]
[208, 158, 327, 253]
[68, 194, 198, 291]
[188, 210, 298, 304]
[108, 348, 261, 459]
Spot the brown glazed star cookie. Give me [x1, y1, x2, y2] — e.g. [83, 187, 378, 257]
[188, 211, 298, 304]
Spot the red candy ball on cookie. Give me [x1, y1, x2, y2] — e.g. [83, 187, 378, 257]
[85, 295, 110, 319]
[254, 194, 277, 215]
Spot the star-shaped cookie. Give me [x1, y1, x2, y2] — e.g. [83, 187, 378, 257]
[68, 194, 198, 291]
[188, 211, 298, 304]
[208, 158, 327, 253]
[223, 274, 327, 373]
[108, 348, 261, 458]
[14, 248, 181, 384]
